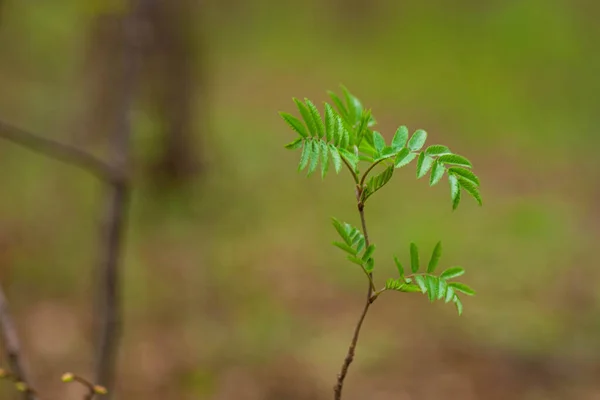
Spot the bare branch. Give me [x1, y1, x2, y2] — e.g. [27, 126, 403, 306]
[93, 3, 145, 397]
[0, 120, 118, 183]
[0, 284, 37, 400]
[333, 190, 377, 400]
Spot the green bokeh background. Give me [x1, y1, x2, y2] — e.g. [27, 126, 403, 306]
[0, 1, 599, 399]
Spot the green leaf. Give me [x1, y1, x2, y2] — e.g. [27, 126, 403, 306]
[415, 275, 427, 293]
[324, 103, 336, 142]
[333, 241, 357, 255]
[362, 244, 376, 262]
[362, 165, 394, 202]
[329, 145, 342, 173]
[455, 175, 483, 206]
[394, 149, 417, 168]
[293, 98, 316, 136]
[341, 85, 363, 124]
[347, 255, 364, 266]
[408, 129, 427, 151]
[449, 174, 461, 210]
[454, 296, 463, 315]
[437, 278, 447, 300]
[392, 126, 409, 150]
[429, 160, 445, 186]
[438, 154, 473, 168]
[427, 241, 442, 273]
[279, 112, 308, 138]
[398, 284, 422, 293]
[305, 99, 325, 138]
[425, 145, 451, 156]
[426, 275, 438, 301]
[410, 242, 419, 273]
[338, 148, 359, 171]
[449, 282, 476, 296]
[440, 267, 465, 280]
[386, 278, 400, 290]
[444, 286, 455, 303]
[298, 141, 311, 171]
[372, 131, 386, 155]
[365, 258, 375, 273]
[331, 217, 350, 244]
[320, 141, 330, 178]
[416, 153, 434, 179]
[356, 110, 372, 144]
[306, 140, 320, 176]
[338, 117, 350, 148]
[394, 256, 404, 277]
[327, 90, 349, 120]
[448, 167, 480, 186]
[284, 137, 303, 150]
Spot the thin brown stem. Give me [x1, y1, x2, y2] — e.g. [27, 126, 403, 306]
[93, 2, 145, 395]
[341, 156, 359, 184]
[0, 284, 37, 400]
[0, 120, 118, 183]
[333, 190, 376, 400]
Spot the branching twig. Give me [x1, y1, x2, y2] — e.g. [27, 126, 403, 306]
[0, 284, 37, 400]
[0, 120, 117, 183]
[93, 2, 144, 396]
[333, 186, 376, 400]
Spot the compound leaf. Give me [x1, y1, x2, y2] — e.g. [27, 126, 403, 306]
[327, 90, 349, 120]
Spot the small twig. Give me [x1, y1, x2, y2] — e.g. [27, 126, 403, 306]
[0, 284, 37, 400]
[359, 158, 385, 187]
[62, 373, 107, 400]
[0, 120, 118, 183]
[333, 188, 377, 400]
[93, 3, 144, 396]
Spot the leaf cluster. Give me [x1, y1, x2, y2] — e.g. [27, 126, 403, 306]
[281, 86, 482, 210]
[386, 241, 474, 315]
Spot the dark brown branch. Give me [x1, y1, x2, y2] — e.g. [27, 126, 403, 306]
[0, 120, 118, 183]
[0, 284, 37, 400]
[333, 190, 376, 400]
[93, 3, 144, 397]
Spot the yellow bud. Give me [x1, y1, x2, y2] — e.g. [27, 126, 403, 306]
[61, 373, 74, 383]
[15, 382, 27, 392]
[93, 385, 108, 395]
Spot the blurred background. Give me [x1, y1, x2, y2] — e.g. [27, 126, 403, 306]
[0, 0, 599, 399]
